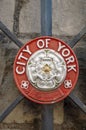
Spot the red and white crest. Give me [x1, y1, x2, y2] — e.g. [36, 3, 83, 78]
[13, 36, 79, 104]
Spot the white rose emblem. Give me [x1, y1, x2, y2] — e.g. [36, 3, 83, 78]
[26, 49, 67, 91]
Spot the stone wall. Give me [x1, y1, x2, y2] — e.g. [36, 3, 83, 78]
[0, 0, 86, 130]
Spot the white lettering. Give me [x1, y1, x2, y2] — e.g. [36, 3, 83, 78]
[66, 56, 75, 64]
[23, 45, 32, 55]
[16, 66, 25, 74]
[58, 42, 65, 52]
[37, 39, 45, 48]
[62, 48, 70, 57]
[37, 39, 51, 48]
[45, 39, 50, 48]
[67, 65, 76, 72]
[18, 52, 28, 61]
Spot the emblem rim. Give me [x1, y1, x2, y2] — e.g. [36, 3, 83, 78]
[13, 36, 79, 104]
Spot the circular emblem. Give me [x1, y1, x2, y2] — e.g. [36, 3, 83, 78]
[13, 36, 79, 104]
[26, 49, 67, 91]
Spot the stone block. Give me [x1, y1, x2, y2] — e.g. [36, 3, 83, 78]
[19, 0, 41, 33]
[0, 45, 6, 86]
[0, 129, 20, 130]
[54, 102, 64, 124]
[0, 0, 15, 31]
[3, 99, 41, 123]
[52, 0, 86, 35]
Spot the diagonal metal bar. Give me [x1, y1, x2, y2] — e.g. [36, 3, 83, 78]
[67, 27, 86, 113]
[0, 21, 23, 48]
[0, 94, 24, 122]
[68, 26, 86, 48]
[69, 92, 86, 113]
[0, 21, 25, 122]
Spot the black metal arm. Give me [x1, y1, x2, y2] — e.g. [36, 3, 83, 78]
[68, 26, 86, 48]
[0, 94, 24, 122]
[0, 21, 23, 48]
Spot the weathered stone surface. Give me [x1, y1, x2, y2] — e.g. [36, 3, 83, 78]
[19, 0, 86, 36]
[0, 47, 19, 115]
[19, 37, 31, 45]
[19, 0, 41, 33]
[0, 129, 20, 130]
[3, 99, 41, 123]
[52, 0, 86, 35]
[8, 41, 20, 49]
[0, 0, 15, 31]
[54, 102, 64, 124]
[0, 45, 6, 87]
[0, 123, 34, 130]
[73, 40, 86, 103]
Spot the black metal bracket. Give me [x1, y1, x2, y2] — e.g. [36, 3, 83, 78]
[0, 95, 24, 122]
[69, 92, 86, 113]
[0, 23, 86, 122]
[68, 26, 86, 48]
[0, 21, 23, 48]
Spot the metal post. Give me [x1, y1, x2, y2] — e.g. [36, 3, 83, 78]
[41, 0, 52, 36]
[41, 104, 54, 130]
[41, 0, 53, 130]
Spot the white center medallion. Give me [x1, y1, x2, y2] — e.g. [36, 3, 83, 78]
[26, 49, 67, 91]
